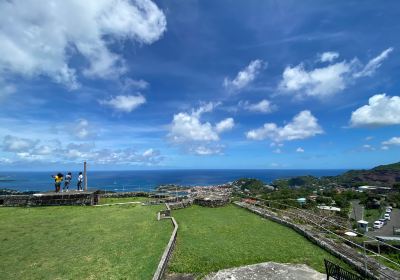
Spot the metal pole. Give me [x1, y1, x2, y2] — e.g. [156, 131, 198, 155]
[84, 161, 88, 191]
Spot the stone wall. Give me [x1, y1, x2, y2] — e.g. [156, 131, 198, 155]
[0, 192, 97, 206]
[153, 204, 179, 280]
[194, 197, 229, 207]
[167, 200, 193, 210]
[99, 191, 149, 198]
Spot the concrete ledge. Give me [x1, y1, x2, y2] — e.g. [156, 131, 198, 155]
[204, 262, 326, 280]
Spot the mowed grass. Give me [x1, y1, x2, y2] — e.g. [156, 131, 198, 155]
[169, 204, 345, 277]
[0, 204, 171, 280]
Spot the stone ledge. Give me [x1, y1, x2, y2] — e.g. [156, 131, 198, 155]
[204, 262, 326, 280]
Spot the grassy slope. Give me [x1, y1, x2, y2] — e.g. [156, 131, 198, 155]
[169, 204, 346, 277]
[0, 204, 171, 280]
[364, 208, 384, 223]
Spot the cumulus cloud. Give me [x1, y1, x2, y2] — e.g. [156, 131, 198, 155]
[0, 0, 166, 89]
[279, 48, 393, 98]
[296, 147, 305, 153]
[168, 103, 234, 155]
[246, 110, 323, 142]
[100, 94, 146, 112]
[279, 61, 355, 98]
[382, 137, 400, 146]
[240, 99, 276, 113]
[350, 94, 400, 127]
[223, 59, 265, 92]
[169, 113, 219, 143]
[319, 52, 339, 62]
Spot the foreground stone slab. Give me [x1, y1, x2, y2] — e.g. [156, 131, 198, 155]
[204, 262, 325, 280]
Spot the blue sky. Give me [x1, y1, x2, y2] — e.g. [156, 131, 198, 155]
[0, 0, 400, 170]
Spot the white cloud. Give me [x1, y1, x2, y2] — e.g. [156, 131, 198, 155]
[2, 135, 39, 152]
[382, 137, 400, 146]
[0, 0, 166, 89]
[168, 104, 234, 155]
[246, 110, 323, 142]
[279, 61, 354, 98]
[362, 144, 375, 151]
[381, 146, 389, 150]
[240, 99, 276, 113]
[100, 94, 146, 112]
[215, 118, 234, 133]
[223, 59, 265, 92]
[169, 113, 219, 143]
[354, 48, 394, 78]
[319, 52, 339, 62]
[1, 134, 162, 165]
[73, 119, 98, 140]
[190, 145, 224, 156]
[279, 48, 392, 98]
[350, 94, 400, 127]
[296, 147, 304, 153]
[122, 78, 149, 91]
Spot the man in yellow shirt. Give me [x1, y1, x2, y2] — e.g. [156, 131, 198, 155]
[52, 173, 64, 192]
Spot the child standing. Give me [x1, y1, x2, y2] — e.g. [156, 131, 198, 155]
[64, 172, 72, 192]
[77, 172, 83, 191]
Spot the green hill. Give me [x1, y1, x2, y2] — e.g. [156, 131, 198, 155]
[372, 162, 400, 171]
[337, 162, 400, 187]
[268, 162, 400, 188]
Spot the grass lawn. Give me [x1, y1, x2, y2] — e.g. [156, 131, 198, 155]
[364, 208, 384, 223]
[169, 204, 347, 277]
[99, 196, 149, 204]
[0, 204, 171, 280]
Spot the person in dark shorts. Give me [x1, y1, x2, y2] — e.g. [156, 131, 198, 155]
[63, 172, 72, 192]
[52, 173, 63, 192]
[77, 172, 83, 191]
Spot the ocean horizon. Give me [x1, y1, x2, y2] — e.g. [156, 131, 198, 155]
[0, 169, 346, 193]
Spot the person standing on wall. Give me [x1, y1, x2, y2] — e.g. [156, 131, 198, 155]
[77, 172, 83, 191]
[63, 172, 72, 192]
[52, 173, 63, 193]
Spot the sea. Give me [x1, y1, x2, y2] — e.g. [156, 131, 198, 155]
[0, 169, 346, 193]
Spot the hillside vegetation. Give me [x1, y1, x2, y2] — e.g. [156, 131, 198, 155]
[270, 162, 400, 188]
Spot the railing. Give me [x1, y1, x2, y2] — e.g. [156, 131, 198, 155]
[152, 204, 179, 280]
[325, 259, 364, 280]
